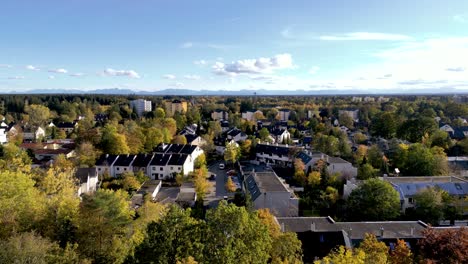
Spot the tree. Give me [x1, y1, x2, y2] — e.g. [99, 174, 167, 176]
[293, 158, 307, 186]
[339, 112, 354, 128]
[314, 246, 366, 264]
[172, 135, 188, 144]
[0, 170, 45, 238]
[307, 171, 321, 186]
[259, 127, 270, 142]
[144, 127, 164, 152]
[240, 139, 252, 159]
[357, 163, 378, 180]
[418, 227, 468, 264]
[353, 132, 368, 144]
[25, 104, 51, 127]
[193, 169, 211, 200]
[77, 190, 134, 263]
[389, 239, 413, 264]
[130, 205, 204, 263]
[101, 124, 130, 154]
[224, 142, 240, 166]
[203, 201, 272, 264]
[346, 179, 400, 221]
[410, 187, 447, 225]
[403, 143, 448, 176]
[370, 112, 398, 139]
[225, 177, 237, 192]
[155, 107, 166, 119]
[359, 233, 389, 264]
[194, 153, 206, 169]
[77, 141, 101, 167]
[0, 232, 84, 264]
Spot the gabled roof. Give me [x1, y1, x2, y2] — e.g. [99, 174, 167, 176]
[392, 182, 468, 197]
[185, 134, 199, 144]
[75, 168, 98, 184]
[327, 157, 351, 164]
[132, 154, 154, 167]
[227, 128, 242, 137]
[297, 151, 312, 165]
[167, 154, 189, 166]
[452, 126, 468, 139]
[256, 143, 292, 156]
[56, 122, 76, 128]
[95, 154, 119, 166]
[150, 153, 171, 166]
[153, 143, 197, 155]
[270, 128, 287, 136]
[113, 154, 136, 167]
[245, 171, 292, 201]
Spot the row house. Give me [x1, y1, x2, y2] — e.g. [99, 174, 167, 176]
[75, 167, 99, 196]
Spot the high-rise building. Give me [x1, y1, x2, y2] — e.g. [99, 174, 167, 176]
[130, 99, 152, 116]
[165, 100, 188, 116]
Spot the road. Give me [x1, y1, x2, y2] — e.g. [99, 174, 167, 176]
[208, 161, 231, 198]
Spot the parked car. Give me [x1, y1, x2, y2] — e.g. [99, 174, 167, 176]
[219, 163, 225, 170]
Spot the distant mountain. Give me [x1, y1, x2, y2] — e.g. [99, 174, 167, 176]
[4, 88, 468, 95]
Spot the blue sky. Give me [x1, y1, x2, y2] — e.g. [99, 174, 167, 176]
[1, 0, 468, 92]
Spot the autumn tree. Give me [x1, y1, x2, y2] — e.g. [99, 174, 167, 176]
[359, 233, 389, 264]
[225, 177, 237, 192]
[293, 158, 307, 186]
[100, 123, 130, 154]
[224, 142, 240, 166]
[418, 227, 468, 264]
[25, 104, 51, 127]
[389, 239, 413, 264]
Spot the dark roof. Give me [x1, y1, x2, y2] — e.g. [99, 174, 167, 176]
[172, 99, 182, 103]
[113, 154, 136, 166]
[154, 143, 197, 155]
[270, 128, 287, 136]
[75, 168, 98, 184]
[132, 154, 154, 167]
[303, 136, 313, 144]
[185, 134, 199, 144]
[392, 182, 468, 198]
[220, 120, 230, 127]
[327, 157, 351, 164]
[245, 171, 291, 201]
[256, 143, 291, 156]
[150, 153, 171, 166]
[95, 154, 119, 166]
[227, 128, 242, 137]
[167, 154, 188, 166]
[276, 217, 428, 239]
[452, 126, 468, 139]
[56, 122, 76, 128]
[297, 151, 312, 165]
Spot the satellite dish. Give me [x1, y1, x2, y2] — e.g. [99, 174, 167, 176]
[395, 168, 400, 174]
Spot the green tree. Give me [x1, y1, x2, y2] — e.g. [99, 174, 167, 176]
[77, 189, 134, 264]
[357, 163, 378, 180]
[346, 179, 400, 221]
[77, 141, 101, 167]
[194, 153, 206, 169]
[410, 187, 447, 225]
[338, 112, 354, 128]
[101, 124, 130, 154]
[172, 135, 188, 144]
[130, 205, 204, 263]
[203, 201, 272, 264]
[25, 104, 51, 127]
[359, 233, 389, 264]
[370, 112, 398, 139]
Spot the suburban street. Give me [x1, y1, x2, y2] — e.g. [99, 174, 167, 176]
[208, 161, 231, 198]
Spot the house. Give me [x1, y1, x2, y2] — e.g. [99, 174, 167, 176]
[75, 167, 99, 196]
[439, 123, 455, 135]
[220, 120, 230, 132]
[184, 134, 206, 146]
[165, 99, 188, 115]
[226, 127, 247, 142]
[241, 110, 263, 121]
[130, 99, 152, 116]
[22, 126, 45, 142]
[383, 176, 468, 212]
[276, 216, 428, 263]
[95, 154, 119, 177]
[56, 122, 77, 134]
[270, 128, 290, 144]
[153, 143, 204, 162]
[211, 109, 229, 121]
[452, 126, 468, 140]
[112, 154, 137, 177]
[448, 156, 468, 176]
[255, 143, 302, 167]
[244, 170, 299, 216]
[327, 156, 358, 178]
[148, 153, 192, 180]
[0, 121, 8, 144]
[132, 153, 154, 176]
[130, 180, 162, 209]
[214, 137, 238, 155]
[278, 109, 291, 121]
[339, 109, 359, 122]
[20, 141, 76, 161]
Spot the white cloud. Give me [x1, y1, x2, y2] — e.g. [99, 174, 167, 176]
[103, 68, 140, 79]
[184, 75, 201, 80]
[163, 74, 176, 80]
[319, 32, 413, 41]
[194, 60, 207, 65]
[70, 73, 85, 77]
[26, 65, 40, 71]
[453, 14, 466, 23]
[212, 53, 294, 76]
[309, 66, 320, 74]
[446, 67, 465, 72]
[181, 42, 193, 48]
[7, 76, 25, 80]
[48, 68, 68, 74]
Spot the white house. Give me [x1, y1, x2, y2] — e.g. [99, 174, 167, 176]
[0, 122, 8, 144]
[270, 128, 290, 144]
[131, 180, 162, 209]
[75, 167, 99, 196]
[226, 127, 247, 142]
[439, 124, 455, 134]
[95, 154, 119, 177]
[148, 153, 191, 180]
[130, 99, 152, 117]
[244, 170, 299, 216]
[23, 126, 45, 142]
[112, 154, 137, 177]
[255, 143, 302, 167]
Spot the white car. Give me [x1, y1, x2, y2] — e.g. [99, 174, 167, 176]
[219, 163, 225, 170]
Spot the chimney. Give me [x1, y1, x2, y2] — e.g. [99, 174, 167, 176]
[410, 227, 414, 237]
[310, 222, 316, 231]
[281, 223, 285, 232]
[380, 227, 384, 237]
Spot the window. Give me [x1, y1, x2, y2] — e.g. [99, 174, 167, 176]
[408, 198, 414, 204]
[124, 168, 127, 171]
[171, 167, 174, 170]
[160, 167, 163, 171]
[178, 167, 181, 171]
[98, 168, 101, 171]
[152, 167, 155, 171]
[117, 167, 120, 171]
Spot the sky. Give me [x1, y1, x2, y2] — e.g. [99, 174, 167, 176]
[1, 0, 468, 93]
